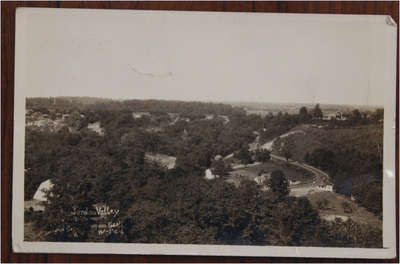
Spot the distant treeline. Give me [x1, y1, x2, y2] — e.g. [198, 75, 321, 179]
[27, 97, 245, 116]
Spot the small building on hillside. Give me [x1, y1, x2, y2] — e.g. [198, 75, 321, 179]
[132, 112, 151, 119]
[254, 172, 270, 185]
[33, 179, 54, 201]
[87, 122, 105, 136]
[289, 180, 301, 186]
[204, 169, 219, 180]
[323, 111, 348, 121]
[204, 114, 214, 120]
[214, 155, 223, 161]
[254, 175, 266, 185]
[317, 184, 333, 192]
[334, 111, 348, 120]
[25, 179, 54, 212]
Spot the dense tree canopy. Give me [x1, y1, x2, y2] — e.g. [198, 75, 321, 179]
[24, 98, 383, 247]
[267, 170, 289, 201]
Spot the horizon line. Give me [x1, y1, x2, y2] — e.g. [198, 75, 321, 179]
[26, 96, 384, 108]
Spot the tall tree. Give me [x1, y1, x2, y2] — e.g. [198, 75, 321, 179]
[211, 159, 232, 177]
[312, 104, 323, 120]
[234, 146, 253, 164]
[254, 149, 271, 163]
[299, 106, 309, 122]
[41, 177, 95, 242]
[351, 109, 361, 124]
[272, 197, 319, 246]
[267, 170, 289, 201]
[280, 136, 296, 162]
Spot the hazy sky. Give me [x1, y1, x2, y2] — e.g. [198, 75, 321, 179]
[17, 8, 394, 106]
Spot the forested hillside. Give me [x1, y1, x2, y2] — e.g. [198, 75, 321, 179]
[24, 98, 383, 247]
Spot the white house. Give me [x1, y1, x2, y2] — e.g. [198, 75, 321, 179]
[204, 114, 214, 120]
[317, 184, 333, 192]
[254, 173, 270, 185]
[204, 169, 219, 180]
[87, 122, 105, 136]
[132, 112, 151, 119]
[214, 155, 223, 161]
[254, 175, 266, 185]
[289, 180, 301, 186]
[33, 179, 54, 201]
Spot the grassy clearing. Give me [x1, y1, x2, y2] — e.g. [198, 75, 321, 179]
[306, 191, 382, 229]
[229, 159, 313, 184]
[24, 222, 46, 241]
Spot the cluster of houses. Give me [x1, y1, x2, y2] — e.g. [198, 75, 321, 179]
[26, 108, 106, 136]
[25, 110, 70, 133]
[322, 111, 348, 121]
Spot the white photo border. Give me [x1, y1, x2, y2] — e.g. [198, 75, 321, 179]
[12, 8, 398, 258]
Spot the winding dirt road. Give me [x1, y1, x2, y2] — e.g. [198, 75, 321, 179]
[252, 129, 331, 187]
[224, 129, 333, 196]
[223, 129, 382, 226]
[270, 154, 330, 185]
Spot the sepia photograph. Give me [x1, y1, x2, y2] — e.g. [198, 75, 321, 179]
[24, 98, 384, 247]
[12, 8, 396, 258]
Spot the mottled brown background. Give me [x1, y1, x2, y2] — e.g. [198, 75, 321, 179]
[2, 1, 398, 262]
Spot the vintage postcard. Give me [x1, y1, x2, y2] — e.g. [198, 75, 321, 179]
[12, 8, 397, 258]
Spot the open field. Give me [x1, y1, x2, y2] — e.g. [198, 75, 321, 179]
[307, 191, 382, 229]
[24, 222, 47, 242]
[228, 159, 313, 186]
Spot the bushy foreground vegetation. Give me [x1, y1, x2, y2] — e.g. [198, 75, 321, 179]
[26, 148, 382, 247]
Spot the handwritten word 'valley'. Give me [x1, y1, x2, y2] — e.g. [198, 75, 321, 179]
[94, 205, 119, 217]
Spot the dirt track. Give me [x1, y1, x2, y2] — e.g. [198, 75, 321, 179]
[258, 130, 333, 196]
[226, 129, 332, 195]
[225, 129, 382, 227]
